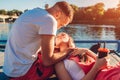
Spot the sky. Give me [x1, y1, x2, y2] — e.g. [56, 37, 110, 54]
[0, 0, 119, 11]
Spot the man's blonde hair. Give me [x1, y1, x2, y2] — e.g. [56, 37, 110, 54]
[55, 1, 74, 23]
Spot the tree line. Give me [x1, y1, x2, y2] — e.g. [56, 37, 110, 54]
[1, 2, 120, 25]
[71, 2, 120, 25]
[0, 9, 23, 16]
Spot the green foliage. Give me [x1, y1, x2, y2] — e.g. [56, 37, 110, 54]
[1, 2, 120, 24]
[71, 2, 120, 24]
[0, 9, 23, 16]
[70, 4, 79, 12]
[0, 9, 7, 15]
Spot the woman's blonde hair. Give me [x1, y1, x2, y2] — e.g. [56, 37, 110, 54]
[57, 32, 75, 48]
[68, 36, 75, 48]
[56, 32, 89, 63]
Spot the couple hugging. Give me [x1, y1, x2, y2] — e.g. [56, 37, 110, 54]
[4, 32, 120, 80]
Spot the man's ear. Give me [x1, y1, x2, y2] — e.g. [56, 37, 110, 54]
[55, 11, 62, 19]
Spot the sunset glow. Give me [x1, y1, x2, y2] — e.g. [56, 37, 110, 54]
[104, 0, 119, 9]
[67, 0, 119, 10]
[0, 0, 119, 11]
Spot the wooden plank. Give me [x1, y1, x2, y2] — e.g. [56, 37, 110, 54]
[0, 52, 4, 72]
[0, 52, 120, 72]
[109, 53, 120, 66]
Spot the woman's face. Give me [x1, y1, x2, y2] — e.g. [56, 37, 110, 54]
[55, 33, 69, 46]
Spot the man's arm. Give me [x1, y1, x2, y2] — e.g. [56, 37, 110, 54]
[40, 35, 68, 66]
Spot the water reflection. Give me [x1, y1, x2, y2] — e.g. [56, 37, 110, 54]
[0, 23, 119, 40]
[115, 25, 120, 40]
[83, 26, 102, 39]
[57, 24, 118, 50]
[58, 24, 117, 40]
[0, 23, 10, 40]
[58, 25, 77, 37]
[0, 23, 119, 50]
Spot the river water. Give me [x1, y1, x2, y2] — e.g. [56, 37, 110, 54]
[0, 23, 120, 50]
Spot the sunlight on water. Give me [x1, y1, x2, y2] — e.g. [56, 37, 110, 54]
[58, 24, 118, 50]
[58, 24, 117, 40]
[0, 23, 10, 40]
[0, 23, 119, 50]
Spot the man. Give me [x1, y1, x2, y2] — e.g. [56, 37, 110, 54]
[3, 1, 74, 79]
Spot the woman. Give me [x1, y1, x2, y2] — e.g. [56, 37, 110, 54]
[55, 32, 120, 80]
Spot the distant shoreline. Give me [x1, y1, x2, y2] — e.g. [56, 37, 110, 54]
[71, 20, 120, 26]
[0, 17, 120, 26]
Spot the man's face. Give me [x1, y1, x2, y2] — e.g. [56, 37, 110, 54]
[57, 16, 70, 29]
[56, 6, 71, 29]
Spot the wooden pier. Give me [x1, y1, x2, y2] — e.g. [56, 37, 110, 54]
[0, 40, 120, 80]
[0, 15, 18, 23]
[0, 51, 120, 72]
[0, 52, 4, 72]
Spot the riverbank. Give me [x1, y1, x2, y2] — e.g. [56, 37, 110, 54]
[71, 19, 120, 26]
[0, 15, 18, 23]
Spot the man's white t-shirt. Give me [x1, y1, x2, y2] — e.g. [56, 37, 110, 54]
[3, 8, 57, 77]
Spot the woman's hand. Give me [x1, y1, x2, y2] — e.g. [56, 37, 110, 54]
[93, 57, 108, 71]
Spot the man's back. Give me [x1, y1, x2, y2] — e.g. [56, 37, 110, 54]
[3, 8, 57, 77]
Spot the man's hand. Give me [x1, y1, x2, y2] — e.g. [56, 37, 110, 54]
[68, 48, 88, 56]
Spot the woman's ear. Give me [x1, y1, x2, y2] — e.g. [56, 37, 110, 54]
[68, 37, 75, 48]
